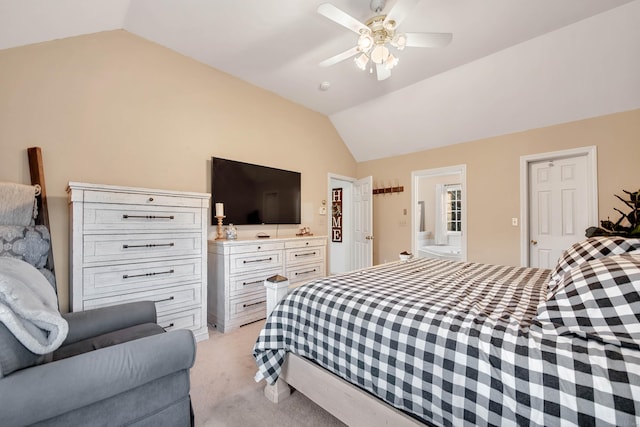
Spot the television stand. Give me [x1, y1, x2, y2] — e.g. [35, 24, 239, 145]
[207, 236, 327, 333]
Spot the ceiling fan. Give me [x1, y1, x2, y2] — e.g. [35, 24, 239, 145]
[317, 0, 452, 81]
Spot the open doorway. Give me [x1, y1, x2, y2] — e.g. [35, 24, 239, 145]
[327, 174, 373, 274]
[411, 165, 467, 262]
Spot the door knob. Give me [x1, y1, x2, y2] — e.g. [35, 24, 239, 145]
[530, 240, 537, 245]
[365, 235, 374, 240]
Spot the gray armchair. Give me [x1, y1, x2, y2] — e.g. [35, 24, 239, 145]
[0, 224, 196, 426]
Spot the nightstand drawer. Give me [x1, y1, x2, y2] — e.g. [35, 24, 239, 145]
[229, 250, 283, 274]
[83, 204, 202, 232]
[83, 232, 201, 264]
[229, 267, 284, 297]
[82, 258, 201, 297]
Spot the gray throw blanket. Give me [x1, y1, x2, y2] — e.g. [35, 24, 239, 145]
[0, 257, 67, 354]
[0, 182, 38, 226]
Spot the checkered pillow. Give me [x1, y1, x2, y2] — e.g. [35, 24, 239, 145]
[547, 236, 640, 299]
[537, 253, 640, 350]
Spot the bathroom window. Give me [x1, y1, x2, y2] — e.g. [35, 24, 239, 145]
[445, 184, 461, 233]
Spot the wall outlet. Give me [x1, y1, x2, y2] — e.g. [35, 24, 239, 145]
[319, 206, 327, 215]
[512, 217, 518, 226]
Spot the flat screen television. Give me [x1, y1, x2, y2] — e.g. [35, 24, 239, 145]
[211, 157, 301, 225]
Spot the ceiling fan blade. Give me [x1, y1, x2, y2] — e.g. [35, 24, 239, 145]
[383, 0, 420, 29]
[405, 32, 453, 48]
[317, 3, 369, 34]
[319, 46, 360, 67]
[376, 63, 391, 81]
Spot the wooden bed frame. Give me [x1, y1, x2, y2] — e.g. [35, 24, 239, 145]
[27, 146, 55, 274]
[263, 282, 425, 426]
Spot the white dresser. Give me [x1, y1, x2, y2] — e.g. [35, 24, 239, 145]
[208, 236, 327, 332]
[67, 182, 210, 341]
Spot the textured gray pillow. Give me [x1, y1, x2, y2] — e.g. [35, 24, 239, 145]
[0, 225, 56, 290]
[0, 225, 51, 268]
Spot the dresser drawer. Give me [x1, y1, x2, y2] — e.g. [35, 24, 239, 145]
[286, 261, 325, 285]
[229, 267, 284, 297]
[158, 307, 202, 331]
[82, 283, 201, 314]
[285, 239, 325, 249]
[83, 203, 202, 232]
[82, 258, 201, 297]
[81, 189, 205, 208]
[286, 245, 325, 266]
[229, 292, 267, 324]
[229, 250, 283, 275]
[229, 241, 284, 254]
[83, 233, 201, 264]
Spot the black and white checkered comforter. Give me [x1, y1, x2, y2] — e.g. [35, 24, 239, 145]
[253, 257, 640, 426]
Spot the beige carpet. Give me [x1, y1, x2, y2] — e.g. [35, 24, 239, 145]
[190, 321, 346, 426]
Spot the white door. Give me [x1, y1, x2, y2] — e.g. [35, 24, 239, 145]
[529, 155, 589, 268]
[353, 176, 373, 269]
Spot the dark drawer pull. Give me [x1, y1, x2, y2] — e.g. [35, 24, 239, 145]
[162, 322, 175, 329]
[123, 269, 175, 279]
[243, 257, 272, 264]
[122, 243, 175, 249]
[295, 269, 317, 276]
[294, 251, 317, 257]
[122, 214, 175, 220]
[243, 300, 266, 308]
[154, 296, 175, 303]
[242, 279, 264, 286]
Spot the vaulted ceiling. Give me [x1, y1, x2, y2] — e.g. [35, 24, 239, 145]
[2, 0, 639, 161]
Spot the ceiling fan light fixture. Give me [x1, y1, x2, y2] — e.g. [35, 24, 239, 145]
[383, 19, 396, 31]
[354, 53, 369, 70]
[370, 44, 389, 64]
[384, 53, 398, 70]
[317, 1, 453, 81]
[391, 33, 407, 50]
[357, 32, 373, 52]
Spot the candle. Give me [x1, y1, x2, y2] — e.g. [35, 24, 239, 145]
[215, 203, 224, 217]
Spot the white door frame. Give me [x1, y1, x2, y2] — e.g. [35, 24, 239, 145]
[519, 146, 598, 267]
[411, 165, 467, 261]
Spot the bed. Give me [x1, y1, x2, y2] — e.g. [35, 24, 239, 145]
[253, 237, 640, 426]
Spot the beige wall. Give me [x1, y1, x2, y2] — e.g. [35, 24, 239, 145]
[358, 109, 640, 266]
[0, 30, 357, 312]
[1, 29, 637, 311]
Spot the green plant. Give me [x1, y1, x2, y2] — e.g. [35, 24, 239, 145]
[585, 189, 640, 237]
